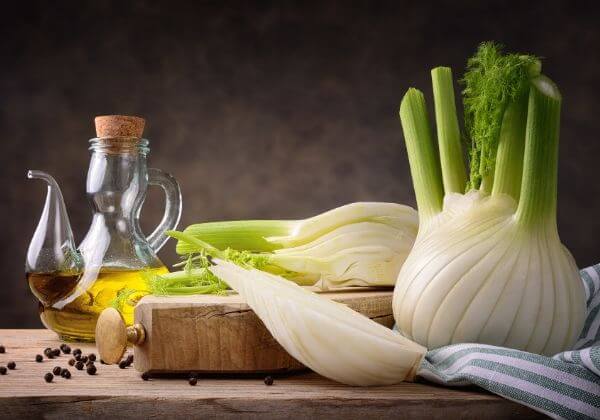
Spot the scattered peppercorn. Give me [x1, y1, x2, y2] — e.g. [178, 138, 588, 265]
[86, 365, 97, 375]
[35, 354, 43, 363]
[61, 369, 71, 379]
[72, 349, 82, 356]
[80, 356, 88, 363]
[52, 366, 62, 376]
[52, 349, 61, 357]
[141, 372, 150, 381]
[118, 361, 128, 369]
[0, 345, 5, 353]
[68, 359, 76, 366]
[188, 377, 197, 386]
[88, 353, 96, 362]
[264, 376, 274, 386]
[7, 362, 16, 370]
[61, 345, 71, 354]
[0, 367, 7, 375]
[44, 372, 53, 383]
[44, 348, 54, 359]
[75, 361, 84, 370]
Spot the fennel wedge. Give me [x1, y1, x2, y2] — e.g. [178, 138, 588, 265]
[210, 259, 426, 386]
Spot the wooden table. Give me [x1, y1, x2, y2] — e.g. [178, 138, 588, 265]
[0, 330, 544, 419]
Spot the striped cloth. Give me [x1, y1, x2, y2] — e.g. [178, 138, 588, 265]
[416, 264, 600, 419]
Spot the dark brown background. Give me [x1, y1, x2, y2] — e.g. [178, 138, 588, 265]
[1, 0, 599, 328]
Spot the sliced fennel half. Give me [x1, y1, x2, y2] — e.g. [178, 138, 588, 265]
[210, 259, 426, 386]
[166, 202, 418, 289]
[176, 202, 417, 253]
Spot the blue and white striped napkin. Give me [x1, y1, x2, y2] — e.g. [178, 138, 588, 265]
[417, 265, 600, 419]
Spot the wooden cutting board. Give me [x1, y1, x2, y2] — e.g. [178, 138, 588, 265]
[99, 288, 394, 374]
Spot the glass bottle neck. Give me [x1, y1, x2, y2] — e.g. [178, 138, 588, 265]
[86, 137, 150, 213]
[79, 137, 161, 270]
[86, 137, 150, 235]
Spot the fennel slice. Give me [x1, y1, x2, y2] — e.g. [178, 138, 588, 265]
[210, 259, 426, 386]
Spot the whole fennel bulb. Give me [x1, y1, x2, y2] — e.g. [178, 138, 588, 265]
[393, 44, 586, 356]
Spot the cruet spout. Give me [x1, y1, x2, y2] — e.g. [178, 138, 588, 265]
[26, 170, 84, 275]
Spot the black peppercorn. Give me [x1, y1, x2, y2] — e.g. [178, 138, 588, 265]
[61, 345, 71, 354]
[7, 362, 16, 370]
[188, 377, 197, 386]
[0, 345, 5, 353]
[72, 349, 82, 356]
[118, 361, 128, 369]
[0, 367, 7, 375]
[68, 359, 76, 366]
[44, 372, 53, 382]
[141, 372, 150, 381]
[35, 354, 43, 362]
[75, 361, 84, 370]
[61, 369, 71, 379]
[52, 366, 62, 376]
[88, 353, 96, 362]
[52, 348, 61, 357]
[86, 365, 97, 375]
[80, 355, 88, 363]
[44, 347, 52, 354]
[74, 353, 81, 361]
[264, 376, 274, 386]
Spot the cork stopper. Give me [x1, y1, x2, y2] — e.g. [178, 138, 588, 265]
[95, 115, 145, 139]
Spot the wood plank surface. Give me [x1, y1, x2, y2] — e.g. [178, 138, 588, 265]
[0, 330, 545, 419]
[133, 289, 394, 373]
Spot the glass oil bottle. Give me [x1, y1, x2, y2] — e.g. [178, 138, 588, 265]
[26, 115, 181, 341]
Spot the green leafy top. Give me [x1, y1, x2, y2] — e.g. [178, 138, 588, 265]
[462, 42, 539, 190]
[110, 287, 144, 312]
[145, 253, 229, 296]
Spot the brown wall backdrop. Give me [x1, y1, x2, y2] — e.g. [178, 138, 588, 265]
[1, 0, 599, 328]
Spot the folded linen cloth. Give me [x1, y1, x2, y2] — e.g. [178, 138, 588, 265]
[416, 264, 600, 419]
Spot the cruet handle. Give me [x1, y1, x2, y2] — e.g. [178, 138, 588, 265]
[145, 168, 182, 252]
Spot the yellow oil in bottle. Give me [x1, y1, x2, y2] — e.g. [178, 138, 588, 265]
[27, 266, 168, 342]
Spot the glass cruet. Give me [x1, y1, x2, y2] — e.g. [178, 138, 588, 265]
[26, 115, 182, 341]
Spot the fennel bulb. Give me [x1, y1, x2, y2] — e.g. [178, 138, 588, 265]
[170, 202, 418, 289]
[210, 259, 426, 386]
[393, 44, 586, 355]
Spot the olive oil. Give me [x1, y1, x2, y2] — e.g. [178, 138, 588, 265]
[27, 266, 168, 342]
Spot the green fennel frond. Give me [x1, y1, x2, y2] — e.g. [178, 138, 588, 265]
[110, 287, 143, 312]
[144, 254, 228, 296]
[151, 230, 303, 295]
[462, 41, 538, 190]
